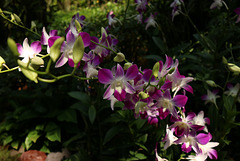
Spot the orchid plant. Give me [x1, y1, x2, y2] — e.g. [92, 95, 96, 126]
[0, 0, 240, 161]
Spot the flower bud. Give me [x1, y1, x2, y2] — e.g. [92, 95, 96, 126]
[139, 91, 149, 99]
[7, 37, 20, 57]
[152, 62, 160, 78]
[31, 57, 44, 70]
[0, 56, 6, 71]
[113, 52, 125, 62]
[18, 60, 38, 83]
[73, 35, 84, 66]
[227, 63, 240, 73]
[50, 37, 65, 62]
[75, 19, 82, 33]
[124, 62, 132, 70]
[206, 80, 218, 87]
[222, 56, 228, 65]
[135, 101, 148, 114]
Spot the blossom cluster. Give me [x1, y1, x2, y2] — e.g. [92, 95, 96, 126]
[11, 5, 221, 161]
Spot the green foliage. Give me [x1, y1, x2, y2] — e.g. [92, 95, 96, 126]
[0, 147, 20, 161]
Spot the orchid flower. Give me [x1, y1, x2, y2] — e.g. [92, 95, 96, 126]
[185, 153, 208, 161]
[17, 38, 42, 64]
[162, 125, 178, 150]
[55, 30, 90, 68]
[155, 143, 168, 161]
[210, 0, 228, 10]
[144, 13, 158, 30]
[107, 11, 121, 28]
[98, 64, 139, 102]
[198, 141, 219, 160]
[135, 0, 148, 14]
[191, 111, 210, 133]
[234, 8, 240, 23]
[170, 0, 184, 21]
[155, 89, 188, 118]
[41, 27, 58, 53]
[201, 89, 220, 106]
[66, 13, 86, 37]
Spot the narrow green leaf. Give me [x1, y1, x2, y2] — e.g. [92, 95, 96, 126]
[50, 37, 65, 62]
[73, 35, 84, 66]
[68, 91, 90, 104]
[18, 60, 38, 83]
[103, 126, 122, 145]
[88, 105, 96, 124]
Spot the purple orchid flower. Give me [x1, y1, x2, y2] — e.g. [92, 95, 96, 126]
[175, 132, 212, 154]
[170, 0, 184, 21]
[41, 27, 58, 53]
[98, 64, 138, 102]
[144, 12, 158, 30]
[17, 38, 42, 63]
[234, 8, 240, 23]
[55, 30, 90, 68]
[154, 89, 188, 118]
[66, 13, 86, 37]
[107, 10, 121, 28]
[82, 51, 101, 79]
[201, 89, 220, 105]
[135, 0, 148, 14]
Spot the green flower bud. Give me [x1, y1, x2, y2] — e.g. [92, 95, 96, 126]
[73, 35, 84, 66]
[206, 80, 218, 87]
[139, 91, 149, 99]
[50, 37, 65, 62]
[0, 56, 6, 71]
[30, 57, 44, 70]
[152, 62, 160, 78]
[113, 52, 125, 62]
[227, 63, 240, 73]
[222, 56, 228, 65]
[124, 62, 132, 70]
[7, 37, 20, 57]
[18, 60, 38, 83]
[75, 20, 82, 33]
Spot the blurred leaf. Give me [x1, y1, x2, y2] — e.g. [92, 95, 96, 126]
[88, 105, 96, 124]
[152, 36, 166, 53]
[63, 133, 85, 147]
[46, 128, 61, 142]
[68, 91, 90, 105]
[7, 37, 19, 56]
[57, 109, 78, 123]
[3, 135, 12, 146]
[103, 126, 122, 145]
[11, 141, 19, 150]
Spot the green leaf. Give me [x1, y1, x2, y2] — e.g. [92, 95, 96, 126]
[45, 122, 61, 142]
[26, 130, 40, 143]
[7, 37, 20, 56]
[137, 134, 148, 144]
[18, 60, 38, 83]
[63, 133, 85, 147]
[88, 105, 96, 124]
[103, 126, 122, 145]
[11, 141, 19, 150]
[68, 91, 90, 105]
[40, 145, 50, 153]
[50, 37, 65, 62]
[73, 35, 84, 66]
[152, 36, 166, 53]
[57, 109, 78, 123]
[46, 128, 61, 142]
[3, 135, 12, 145]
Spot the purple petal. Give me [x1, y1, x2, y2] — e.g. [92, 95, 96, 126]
[41, 27, 48, 45]
[114, 89, 126, 101]
[115, 64, 124, 78]
[196, 133, 212, 145]
[125, 82, 135, 94]
[55, 54, 68, 68]
[191, 125, 205, 131]
[48, 36, 61, 47]
[186, 112, 196, 120]
[143, 69, 153, 82]
[173, 95, 188, 107]
[17, 43, 23, 55]
[79, 32, 91, 47]
[49, 30, 58, 37]
[181, 143, 192, 153]
[205, 117, 210, 125]
[208, 149, 218, 160]
[163, 90, 171, 99]
[30, 41, 41, 54]
[89, 36, 99, 49]
[103, 85, 114, 99]
[184, 84, 193, 94]
[148, 117, 158, 124]
[161, 80, 172, 90]
[125, 64, 138, 80]
[98, 68, 113, 84]
[66, 30, 75, 44]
